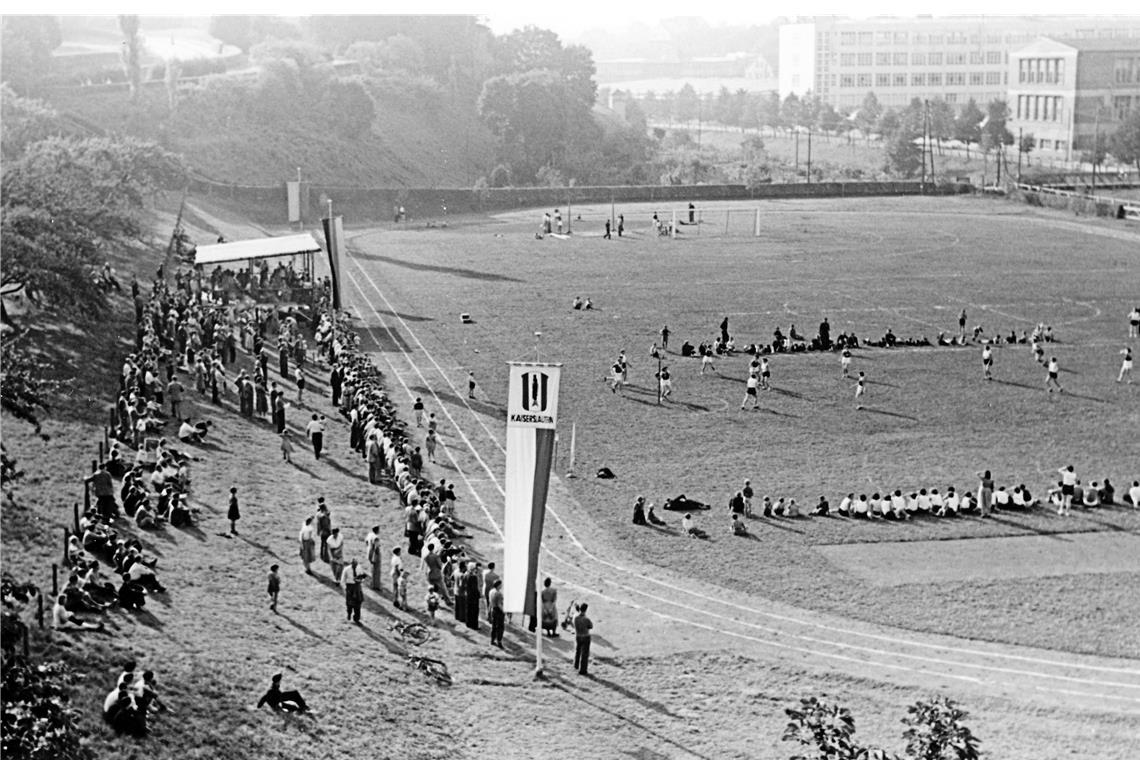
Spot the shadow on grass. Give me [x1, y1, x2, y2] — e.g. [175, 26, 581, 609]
[125, 607, 164, 630]
[407, 386, 506, 420]
[276, 611, 329, 643]
[288, 460, 324, 480]
[1062, 391, 1109, 404]
[770, 386, 809, 400]
[350, 252, 522, 283]
[860, 407, 919, 421]
[372, 307, 434, 323]
[237, 534, 281, 559]
[993, 378, 1040, 391]
[174, 523, 207, 542]
[754, 518, 806, 535]
[866, 379, 901, 389]
[547, 676, 715, 760]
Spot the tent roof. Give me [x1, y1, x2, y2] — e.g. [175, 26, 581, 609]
[193, 233, 323, 267]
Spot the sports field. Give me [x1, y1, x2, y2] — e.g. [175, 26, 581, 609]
[341, 194, 1140, 661]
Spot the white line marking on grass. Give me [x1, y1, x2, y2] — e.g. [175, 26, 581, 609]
[345, 230, 1140, 686]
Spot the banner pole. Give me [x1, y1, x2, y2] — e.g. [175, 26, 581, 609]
[534, 549, 544, 679]
[567, 422, 576, 478]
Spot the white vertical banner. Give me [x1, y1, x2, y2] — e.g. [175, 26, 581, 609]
[286, 181, 301, 223]
[502, 362, 562, 615]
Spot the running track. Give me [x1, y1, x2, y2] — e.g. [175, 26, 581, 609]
[339, 213, 1140, 717]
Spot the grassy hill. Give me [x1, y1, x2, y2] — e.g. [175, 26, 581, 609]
[44, 80, 496, 188]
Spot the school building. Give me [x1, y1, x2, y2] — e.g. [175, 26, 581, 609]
[1007, 37, 1140, 160]
[778, 16, 1140, 111]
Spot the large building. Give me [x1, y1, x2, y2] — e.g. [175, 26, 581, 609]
[779, 16, 1140, 111]
[1007, 37, 1140, 160]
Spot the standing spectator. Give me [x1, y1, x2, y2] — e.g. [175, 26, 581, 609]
[482, 562, 500, 620]
[396, 570, 408, 610]
[540, 577, 558, 637]
[1129, 305, 1140, 338]
[425, 429, 438, 463]
[327, 528, 345, 581]
[573, 603, 593, 676]
[341, 558, 366, 624]
[1057, 465, 1077, 516]
[422, 544, 449, 605]
[298, 517, 316, 575]
[489, 580, 505, 648]
[305, 414, 325, 460]
[454, 561, 468, 623]
[227, 486, 240, 534]
[426, 584, 440, 620]
[330, 364, 343, 407]
[975, 470, 994, 517]
[660, 324, 670, 350]
[316, 499, 332, 562]
[295, 370, 306, 403]
[167, 377, 184, 420]
[958, 309, 967, 340]
[464, 563, 481, 631]
[280, 431, 294, 463]
[366, 526, 383, 591]
[467, 371, 477, 400]
[390, 547, 405, 605]
[413, 397, 425, 427]
[266, 564, 280, 613]
[1118, 346, 1133, 383]
[617, 213, 624, 237]
[274, 394, 286, 434]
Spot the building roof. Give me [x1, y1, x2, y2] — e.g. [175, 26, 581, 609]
[193, 232, 323, 267]
[1046, 36, 1140, 52]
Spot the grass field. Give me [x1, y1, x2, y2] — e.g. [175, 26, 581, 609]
[343, 194, 1140, 659]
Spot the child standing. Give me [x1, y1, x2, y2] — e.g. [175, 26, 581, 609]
[413, 397, 425, 427]
[425, 584, 440, 620]
[855, 371, 866, 410]
[397, 569, 409, 610]
[280, 431, 294, 462]
[227, 486, 240, 535]
[267, 564, 280, 613]
[425, 429, 438, 463]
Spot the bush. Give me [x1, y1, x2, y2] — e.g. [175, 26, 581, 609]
[1, 658, 92, 760]
[320, 76, 375, 138]
[488, 164, 511, 188]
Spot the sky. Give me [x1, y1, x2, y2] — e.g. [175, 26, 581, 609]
[16, 3, 1140, 43]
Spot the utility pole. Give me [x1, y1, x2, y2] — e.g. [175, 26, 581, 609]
[794, 130, 800, 179]
[1091, 105, 1101, 195]
[1017, 127, 1023, 184]
[921, 102, 928, 187]
[806, 129, 812, 184]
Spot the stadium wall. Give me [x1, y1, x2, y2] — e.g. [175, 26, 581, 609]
[185, 175, 974, 226]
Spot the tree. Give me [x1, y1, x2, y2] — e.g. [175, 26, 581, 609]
[928, 98, 955, 154]
[902, 697, 981, 760]
[780, 92, 803, 130]
[982, 99, 1014, 150]
[818, 104, 841, 134]
[856, 91, 883, 138]
[1, 658, 92, 760]
[0, 329, 64, 431]
[209, 15, 254, 53]
[0, 16, 61, 93]
[877, 108, 902, 140]
[1018, 132, 1036, 159]
[623, 97, 648, 133]
[119, 15, 143, 102]
[674, 83, 699, 123]
[1, 112, 185, 318]
[1108, 108, 1140, 172]
[954, 99, 985, 156]
[884, 128, 924, 178]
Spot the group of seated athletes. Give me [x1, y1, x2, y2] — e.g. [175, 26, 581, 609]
[631, 474, 1137, 537]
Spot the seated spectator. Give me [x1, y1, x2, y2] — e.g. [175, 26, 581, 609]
[1011, 485, 1035, 509]
[125, 551, 166, 593]
[133, 670, 170, 721]
[1083, 484, 1101, 508]
[784, 498, 800, 517]
[1072, 480, 1085, 507]
[681, 513, 707, 539]
[632, 496, 647, 526]
[959, 491, 977, 514]
[811, 496, 830, 516]
[836, 493, 852, 516]
[135, 502, 160, 530]
[760, 496, 773, 516]
[869, 493, 884, 519]
[852, 494, 870, 518]
[646, 504, 666, 526]
[730, 513, 748, 536]
[257, 673, 309, 713]
[83, 561, 117, 605]
[680, 341, 695, 357]
[890, 490, 909, 520]
[105, 448, 128, 480]
[169, 494, 194, 528]
[1127, 481, 1140, 507]
[103, 683, 145, 736]
[63, 575, 107, 613]
[572, 296, 583, 310]
[941, 487, 960, 516]
[928, 488, 944, 515]
[1099, 478, 1115, 506]
[177, 418, 212, 444]
[118, 575, 146, 610]
[53, 595, 104, 631]
[993, 486, 1011, 510]
[82, 521, 115, 555]
[915, 489, 932, 514]
[67, 535, 92, 567]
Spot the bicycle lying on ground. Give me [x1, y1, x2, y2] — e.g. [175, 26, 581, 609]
[389, 620, 433, 647]
[407, 654, 452, 686]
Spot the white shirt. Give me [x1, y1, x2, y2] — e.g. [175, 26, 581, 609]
[838, 496, 853, 513]
[853, 497, 869, 515]
[994, 489, 1010, 506]
[1129, 484, 1140, 505]
[1060, 469, 1076, 487]
[945, 493, 960, 512]
[391, 553, 404, 576]
[298, 523, 316, 542]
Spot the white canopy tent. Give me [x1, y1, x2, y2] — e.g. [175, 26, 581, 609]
[193, 232, 324, 267]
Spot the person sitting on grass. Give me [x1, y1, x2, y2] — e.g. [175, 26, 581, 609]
[53, 594, 105, 631]
[928, 488, 944, 515]
[836, 493, 853, 517]
[941, 487, 960, 517]
[1083, 484, 1101, 509]
[681, 513, 707, 539]
[177, 418, 211, 444]
[125, 550, 166, 593]
[1011, 485, 1036, 509]
[812, 496, 830, 516]
[1100, 478, 1115, 506]
[993, 486, 1011, 510]
[730, 513, 748, 536]
[852, 494, 870, 518]
[1126, 481, 1140, 507]
[646, 503, 666, 526]
[632, 496, 647, 526]
[135, 501, 161, 530]
[257, 673, 309, 713]
[784, 498, 800, 517]
[118, 574, 147, 610]
[63, 574, 109, 613]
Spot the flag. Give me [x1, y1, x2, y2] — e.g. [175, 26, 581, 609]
[321, 214, 344, 310]
[502, 362, 562, 616]
[286, 181, 301, 223]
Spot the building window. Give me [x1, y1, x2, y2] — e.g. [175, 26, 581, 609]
[840, 74, 855, 88]
[928, 73, 942, 86]
[912, 73, 926, 86]
[928, 34, 944, 45]
[986, 51, 1003, 65]
[913, 34, 926, 44]
[840, 53, 855, 66]
[1115, 57, 1137, 84]
[969, 72, 983, 85]
[912, 52, 926, 65]
[876, 52, 891, 66]
[985, 71, 1002, 85]
[946, 73, 966, 85]
[948, 32, 967, 44]
[894, 73, 907, 87]
[840, 32, 856, 45]
[986, 34, 1002, 44]
[928, 52, 943, 66]
[876, 31, 893, 45]
[858, 32, 873, 45]
[857, 73, 872, 88]
[876, 73, 891, 87]
[947, 52, 967, 66]
[946, 93, 958, 103]
[970, 51, 984, 65]
[893, 52, 907, 66]
[858, 52, 872, 66]
[1115, 95, 1134, 119]
[1016, 95, 1024, 119]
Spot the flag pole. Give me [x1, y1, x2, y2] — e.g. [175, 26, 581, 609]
[534, 548, 544, 679]
[566, 422, 577, 478]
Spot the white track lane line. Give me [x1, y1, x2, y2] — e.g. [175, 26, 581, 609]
[345, 232, 1140, 687]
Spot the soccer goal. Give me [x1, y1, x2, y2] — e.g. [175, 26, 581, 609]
[668, 206, 764, 239]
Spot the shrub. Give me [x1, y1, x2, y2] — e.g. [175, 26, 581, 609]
[1, 658, 92, 760]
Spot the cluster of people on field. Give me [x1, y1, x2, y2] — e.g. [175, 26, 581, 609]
[632, 467, 1138, 537]
[102, 662, 171, 736]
